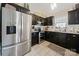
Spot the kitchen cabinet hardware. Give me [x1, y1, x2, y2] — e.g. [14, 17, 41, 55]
[72, 35, 76, 37]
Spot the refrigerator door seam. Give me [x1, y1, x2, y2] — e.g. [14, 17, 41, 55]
[2, 40, 27, 48]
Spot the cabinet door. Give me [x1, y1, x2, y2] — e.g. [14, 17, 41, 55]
[68, 10, 79, 24]
[32, 32, 39, 46]
[48, 32, 54, 42]
[67, 34, 79, 52]
[47, 17, 53, 25]
[44, 18, 48, 26]
[45, 32, 52, 42]
[41, 18, 45, 25]
[45, 32, 56, 43]
[40, 32, 45, 40]
[50, 32, 57, 44]
[44, 17, 53, 26]
[76, 10, 79, 24]
[32, 33, 36, 46]
[48, 32, 67, 48]
[56, 33, 67, 48]
[68, 11, 76, 24]
[45, 32, 50, 41]
[32, 15, 37, 25]
[72, 35, 79, 53]
[32, 20, 37, 25]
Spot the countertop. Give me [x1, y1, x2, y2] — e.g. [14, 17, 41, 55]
[45, 30, 79, 35]
[32, 31, 39, 32]
[32, 29, 79, 34]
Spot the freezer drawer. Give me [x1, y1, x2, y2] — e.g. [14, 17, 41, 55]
[2, 46, 16, 56]
[16, 41, 30, 56]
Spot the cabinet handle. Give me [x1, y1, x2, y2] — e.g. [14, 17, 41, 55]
[73, 35, 76, 37]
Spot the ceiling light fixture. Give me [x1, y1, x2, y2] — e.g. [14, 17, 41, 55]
[50, 3, 57, 10]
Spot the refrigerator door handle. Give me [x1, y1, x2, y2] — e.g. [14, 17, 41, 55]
[20, 14, 22, 43]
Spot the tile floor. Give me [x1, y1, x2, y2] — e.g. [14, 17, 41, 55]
[25, 41, 79, 56]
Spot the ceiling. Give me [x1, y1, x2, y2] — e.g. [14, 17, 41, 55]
[29, 3, 76, 17]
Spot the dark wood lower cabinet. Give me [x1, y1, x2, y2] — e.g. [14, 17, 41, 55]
[45, 32, 67, 48]
[45, 31, 79, 53]
[55, 33, 67, 48]
[66, 34, 79, 53]
[32, 32, 39, 46]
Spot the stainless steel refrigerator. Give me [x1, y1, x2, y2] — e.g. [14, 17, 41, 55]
[2, 7, 32, 56]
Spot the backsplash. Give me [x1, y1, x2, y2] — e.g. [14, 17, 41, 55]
[44, 25, 79, 33]
[68, 25, 79, 33]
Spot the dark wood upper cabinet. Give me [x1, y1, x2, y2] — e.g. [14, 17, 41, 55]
[44, 16, 53, 26]
[32, 15, 38, 25]
[32, 14, 45, 25]
[68, 9, 79, 24]
[32, 14, 54, 26]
